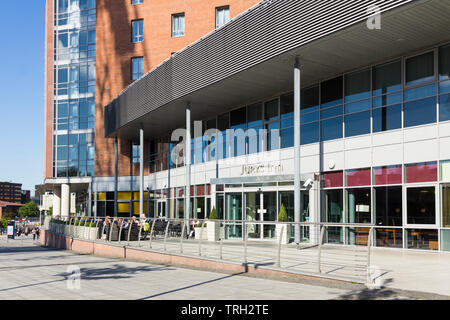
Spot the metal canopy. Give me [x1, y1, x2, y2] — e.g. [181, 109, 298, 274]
[104, 0, 450, 142]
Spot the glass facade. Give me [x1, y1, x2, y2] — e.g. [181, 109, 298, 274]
[53, 0, 96, 177]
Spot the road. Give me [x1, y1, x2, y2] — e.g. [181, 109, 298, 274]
[0, 236, 438, 300]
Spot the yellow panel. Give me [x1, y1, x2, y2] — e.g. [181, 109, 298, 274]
[133, 192, 148, 200]
[118, 192, 132, 201]
[133, 201, 148, 214]
[98, 192, 106, 201]
[118, 202, 130, 213]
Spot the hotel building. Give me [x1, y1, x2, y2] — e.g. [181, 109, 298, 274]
[44, 0, 450, 251]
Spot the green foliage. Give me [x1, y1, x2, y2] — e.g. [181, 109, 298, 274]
[209, 206, 218, 220]
[197, 222, 207, 228]
[278, 204, 288, 222]
[0, 218, 8, 229]
[18, 201, 39, 217]
[48, 206, 53, 216]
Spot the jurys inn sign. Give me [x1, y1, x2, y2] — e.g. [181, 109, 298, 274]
[240, 163, 283, 176]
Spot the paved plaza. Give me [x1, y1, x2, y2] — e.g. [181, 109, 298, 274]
[1, 235, 444, 300]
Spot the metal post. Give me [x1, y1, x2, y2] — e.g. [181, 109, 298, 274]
[118, 221, 124, 244]
[367, 227, 374, 285]
[109, 220, 114, 242]
[276, 225, 285, 268]
[114, 137, 118, 218]
[138, 223, 143, 247]
[163, 220, 171, 251]
[318, 225, 326, 273]
[219, 228, 223, 260]
[199, 220, 205, 256]
[149, 219, 156, 248]
[185, 103, 191, 237]
[140, 126, 144, 219]
[94, 219, 99, 241]
[243, 220, 247, 265]
[180, 219, 186, 253]
[127, 219, 132, 246]
[294, 58, 301, 244]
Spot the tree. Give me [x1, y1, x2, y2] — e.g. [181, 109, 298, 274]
[48, 206, 53, 216]
[278, 204, 288, 222]
[209, 206, 218, 220]
[18, 201, 40, 218]
[0, 218, 8, 229]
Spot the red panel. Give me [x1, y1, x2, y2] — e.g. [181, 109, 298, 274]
[346, 168, 371, 187]
[374, 165, 402, 185]
[178, 188, 184, 198]
[196, 185, 205, 196]
[323, 171, 343, 188]
[406, 162, 438, 183]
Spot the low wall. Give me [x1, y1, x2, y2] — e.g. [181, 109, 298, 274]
[40, 230, 345, 284]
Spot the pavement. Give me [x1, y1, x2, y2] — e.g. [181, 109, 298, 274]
[0, 236, 444, 300]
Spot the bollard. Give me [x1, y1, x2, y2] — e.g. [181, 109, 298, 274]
[318, 225, 326, 274]
[163, 220, 171, 251]
[180, 220, 186, 253]
[149, 219, 156, 249]
[199, 220, 205, 257]
[276, 225, 284, 268]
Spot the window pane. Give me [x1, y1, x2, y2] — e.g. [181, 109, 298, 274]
[300, 122, 319, 145]
[441, 160, 450, 181]
[321, 105, 342, 119]
[440, 94, 450, 122]
[346, 168, 371, 187]
[375, 187, 402, 226]
[321, 116, 342, 141]
[372, 92, 402, 108]
[372, 60, 402, 95]
[281, 127, 294, 148]
[345, 111, 370, 137]
[347, 188, 371, 224]
[321, 76, 343, 108]
[374, 165, 402, 185]
[406, 229, 438, 250]
[301, 85, 319, 114]
[345, 69, 370, 102]
[404, 83, 436, 101]
[442, 184, 450, 227]
[406, 162, 437, 183]
[345, 99, 370, 114]
[439, 44, 450, 81]
[407, 187, 436, 224]
[230, 107, 246, 128]
[375, 228, 403, 248]
[264, 99, 279, 121]
[247, 103, 262, 127]
[404, 97, 436, 127]
[323, 171, 343, 188]
[280, 93, 294, 118]
[406, 52, 434, 86]
[372, 104, 402, 132]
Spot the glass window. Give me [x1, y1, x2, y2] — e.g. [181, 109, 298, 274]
[404, 97, 437, 127]
[372, 92, 402, 108]
[281, 127, 294, 148]
[321, 76, 343, 108]
[406, 52, 435, 86]
[230, 107, 246, 128]
[247, 103, 262, 127]
[321, 105, 342, 119]
[345, 111, 370, 137]
[321, 116, 342, 141]
[132, 0, 143, 5]
[346, 168, 371, 187]
[441, 160, 450, 181]
[264, 99, 279, 121]
[406, 229, 438, 250]
[300, 122, 319, 145]
[321, 189, 343, 223]
[439, 94, 450, 122]
[172, 13, 185, 37]
[374, 165, 402, 185]
[442, 184, 450, 227]
[372, 60, 402, 95]
[405, 162, 437, 183]
[407, 187, 436, 225]
[373, 104, 401, 132]
[216, 6, 230, 28]
[347, 188, 371, 224]
[374, 186, 402, 226]
[301, 85, 319, 114]
[345, 69, 370, 102]
[132, 20, 143, 43]
[404, 83, 436, 101]
[375, 228, 403, 248]
[280, 92, 294, 118]
[132, 143, 140, 163]
[439, 44, 450, 81]
[131, 57, 143, 80]
[441, 230, 450, 252]
[323, 171, 343, 188]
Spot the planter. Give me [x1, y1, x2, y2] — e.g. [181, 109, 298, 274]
[88, 227, 98, 240]
[207, 221, 220, 242]
[276, 224, 290, 245]
[194, 227, 208, 240]
[64, 225, 70, 235]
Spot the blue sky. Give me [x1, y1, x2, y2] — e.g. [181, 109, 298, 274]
[0, 1, 45, 194]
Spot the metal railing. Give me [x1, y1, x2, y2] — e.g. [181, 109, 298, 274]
[49, 216, 374, 284]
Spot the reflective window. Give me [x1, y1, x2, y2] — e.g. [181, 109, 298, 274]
[345, 69, 370, 102]
[372, 104, 401, 132]
[406, 52, 435, 86]
[216, 6, 230, 28]
[131, 57, 143, 80]
[404, 97, 436, 127]
[406, 229, 438, 250]
[373, 60, 402, 95]
[321, 76, 343, 108]
[347, 188, 371, 224]
[321, 189, 343, 223]
[321, 116, 342, 141]
[405, 162, 437, 183]
[375, 186, 402, 226]
[132, 0, 143, 5]
[440, 94, 450, 122]
[132, 20, 144, 43]
[301, 122, 319, 145]
[345, 111, 370, 137]
[439, 44, 450, 81]
[442, 184, 450, 228]
[374, 165, 402, 185]
[172, 13, 185, 37]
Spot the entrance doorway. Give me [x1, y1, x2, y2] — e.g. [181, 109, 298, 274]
[246, 192, 277, 240]
[157, 200, 166, 218]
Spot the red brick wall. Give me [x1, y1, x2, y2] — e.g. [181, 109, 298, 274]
[94, 0, 260, 177]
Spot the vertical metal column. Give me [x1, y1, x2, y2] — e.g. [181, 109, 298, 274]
[140, 126, 144, 218]
[114, 137, 118, 218]
[87, 180, 92, 217]
[294, 58, 302, 244]
[185, 103, 191, 234]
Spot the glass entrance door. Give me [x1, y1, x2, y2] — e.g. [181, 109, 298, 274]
[157, 200, 166, 218]
[245, 191, 277, 240]
[225, 193, 242, 239]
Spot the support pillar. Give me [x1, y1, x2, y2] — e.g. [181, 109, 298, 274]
[294, 58, 301, 244]
[61, 183, 70, 218]
[52, 186, 61, 217]
[114, 137, 118, 218]
[309, 180, 320, 245]
[140, 126, 144, 218]
[185, 103, 191, 230]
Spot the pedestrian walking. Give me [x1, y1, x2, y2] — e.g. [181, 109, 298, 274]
[32, 228, 36, 241]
